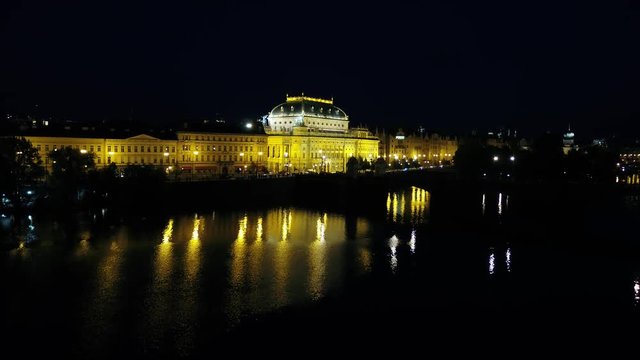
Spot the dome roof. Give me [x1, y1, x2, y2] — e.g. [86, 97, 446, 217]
[269, 95, 348, 120]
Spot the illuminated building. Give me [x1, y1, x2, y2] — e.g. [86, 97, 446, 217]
[377, 129, 457, 165]
[176, 131, 267, 176]
[23, 134, 178, 173]
[15, 96, 378, 176]
[262, 95, 379, 173]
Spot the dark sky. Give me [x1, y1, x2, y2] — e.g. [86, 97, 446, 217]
[1, 0, 639, 138]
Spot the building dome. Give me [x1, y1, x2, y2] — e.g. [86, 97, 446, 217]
[269, 95, 348, 120]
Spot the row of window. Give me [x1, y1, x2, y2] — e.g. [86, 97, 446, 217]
[36, 144, 101, 152]
[181, 154, 254, 162]
[107, 157, 176, 165]
[181, 145, 258, 152]
[181, 135, 263, 142]
[107, 145, 175, 153]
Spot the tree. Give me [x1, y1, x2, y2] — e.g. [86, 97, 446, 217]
[374, 157, 387, 176]
[346, 156, 359, 178]
[48, 147, 95, 203]
[454, 141, 490, 181]
[0, 137, 44, 207]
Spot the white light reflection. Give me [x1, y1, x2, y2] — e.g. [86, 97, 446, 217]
[482, 194, 486, 215]
[389, 235, 399, 273]
[506, 248, 511, 272]
[409, 229, 416, 254]
[489, 249, 495, 275]
[497, 193, 503, 215]
[634, 280, 640, 306]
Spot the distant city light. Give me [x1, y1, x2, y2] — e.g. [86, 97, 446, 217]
[493, 156, 499, 162]
[510, 156, 515, 161]
[246, 123, 253, 129]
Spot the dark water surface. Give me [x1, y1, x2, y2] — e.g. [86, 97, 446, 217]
[2, 186, 640, 356]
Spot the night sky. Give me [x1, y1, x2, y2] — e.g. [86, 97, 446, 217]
[1, 0, 639, 138]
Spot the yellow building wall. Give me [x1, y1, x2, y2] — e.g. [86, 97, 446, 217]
[266, 134, 378, 173]
[176, 132, 268, 175]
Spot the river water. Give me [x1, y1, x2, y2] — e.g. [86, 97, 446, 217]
[2, 186, 640, 356]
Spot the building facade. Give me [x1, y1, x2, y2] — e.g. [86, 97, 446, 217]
[263, 95, 379, 173]
[20, 96, 379, 176]
[378, 129, 457, 165]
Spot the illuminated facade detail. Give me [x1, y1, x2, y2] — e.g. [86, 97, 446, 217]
[22, 132, 268, 176]
[23, 134, 178, 173]
[377, 129, 457, 165]
[264, 95, 379, 173]
[176, 131, 267, 176]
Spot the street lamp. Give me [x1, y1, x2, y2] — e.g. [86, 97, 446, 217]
[493, 155, 499, 162]
[510, 156, 515, 162]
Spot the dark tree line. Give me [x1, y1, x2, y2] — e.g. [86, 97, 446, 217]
[454, 133, 618, 183]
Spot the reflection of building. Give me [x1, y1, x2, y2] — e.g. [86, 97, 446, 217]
[377, 129, 457, 164]
[262, 95, 379, 173]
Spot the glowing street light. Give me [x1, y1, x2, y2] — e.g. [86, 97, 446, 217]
[493, 155, 499, 162]
[245, 123, 253, 129]
[510, 156, 515, 162]
[80, 149, 88, 154]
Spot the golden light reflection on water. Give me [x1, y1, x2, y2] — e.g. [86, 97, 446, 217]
[226, 209, 368, 318]
[358, 247, 372, 273]
[185, 215, 203, 284]
[309, 213, 328, 299]
[273, 237, 290, 306]
[81, 230, 126, 352]
[387, 187, 430, 224]
[155, 219, 175, 285]
[162, 219, 174, 243]
[230, 215, 248, 292]
[627, 174, 640, 184]
[76, 239, 90, 257]
[256, 216, 263, 242]
[143, 218, 175, 353]
[247, 217, 264, 289]
[281, 209, 292, 241]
